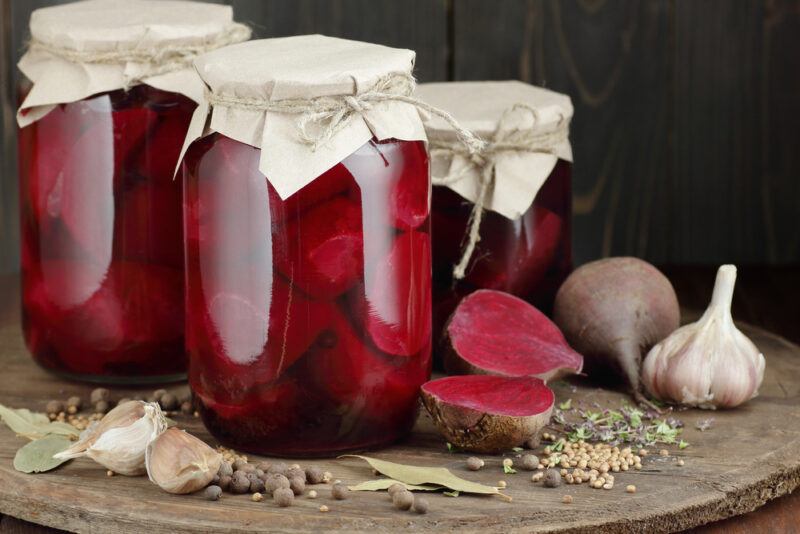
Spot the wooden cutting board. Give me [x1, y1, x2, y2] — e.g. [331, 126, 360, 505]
[1, 305, 799, 533]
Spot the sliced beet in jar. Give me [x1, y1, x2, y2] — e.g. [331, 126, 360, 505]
[182, 35, 432, 456]
[17, 0, 250, 382]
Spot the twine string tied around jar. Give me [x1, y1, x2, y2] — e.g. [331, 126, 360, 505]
[27, 22, 252, 90]
[429, 103, 570, 280]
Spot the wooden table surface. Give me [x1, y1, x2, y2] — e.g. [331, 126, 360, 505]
[1, 266, 798, 533]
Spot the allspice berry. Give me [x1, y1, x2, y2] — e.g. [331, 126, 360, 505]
[466, 457, 484, 471]
[331, 483, 348, 500]
[90, 388, 110, 404]
[267, 462, 288, 476]
[218, 475, 232, 492]
[153, 389, 167, 401]
[273, 487, 294, 507]
[180, 401, 193, 414]
[392, 490, 414, 510]
[66, 396, 82, 411]
[521, 454, 539, 471]
[249, 476, 265, 494]
[306, 466, 324, 484]
[256, 461, 272, 473]
[45, 400, 64, 415]
[94, 400, 110, 414]
[286, 466, 306, 482]
[387, 483, 405, 496]
[544, 469, 562, 488]
[232, 459, 248, 472]
[411, 497, 429, 514]
[231, 472, 251, 494]
[203, 485, 222, 501]
[218, 461, 233, 478]
[160, 393, 178, 411]
[266, 474, 291, 493]
[290, 476, 306, 495]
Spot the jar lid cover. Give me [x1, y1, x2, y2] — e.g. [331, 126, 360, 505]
[416, 81, 573, 220]
[17, 0, 250, 127]
[183, 35, 428, 200]
[30, 0, 237, 51]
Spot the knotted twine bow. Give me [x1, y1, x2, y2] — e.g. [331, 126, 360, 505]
[206, 72, 487, 155]
[430, 104, 570, 279]
[28, 23, 252, 90]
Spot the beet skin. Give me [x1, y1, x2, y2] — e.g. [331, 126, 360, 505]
[553, 257, 680, 404]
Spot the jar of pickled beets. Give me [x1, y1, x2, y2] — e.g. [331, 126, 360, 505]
[16, 0, 249, 382]
[182, 36, 432, 456]
[416, 81, 574, 347]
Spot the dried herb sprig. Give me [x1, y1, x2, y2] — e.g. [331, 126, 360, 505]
[550, 401, 686, 448]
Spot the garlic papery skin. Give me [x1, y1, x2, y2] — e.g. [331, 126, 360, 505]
[53, 401, 167, 475]
[146, 427, 222, 494]
[642, 265, 765, 409]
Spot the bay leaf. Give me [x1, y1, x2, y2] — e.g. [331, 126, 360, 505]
[348, 479, 443, 492]
[342, 455, 510, 500]
[14, 435, 73, 473]
[0, 404, 80, 440]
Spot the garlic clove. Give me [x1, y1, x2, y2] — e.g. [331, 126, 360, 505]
[642, 265, 765, 409]
[146, 427, 222, 494]
[54, 401, 167, 475]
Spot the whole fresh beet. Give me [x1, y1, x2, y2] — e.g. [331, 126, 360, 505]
[553, 257, 680, 406]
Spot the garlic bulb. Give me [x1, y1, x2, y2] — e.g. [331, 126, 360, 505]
[54, 401, 167, 475]
[642, 265, 765, 409]
[146, 427, 222, 494]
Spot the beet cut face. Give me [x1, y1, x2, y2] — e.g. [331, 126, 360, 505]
[421, 375, 554, 453]
[444, 289, 582, 381]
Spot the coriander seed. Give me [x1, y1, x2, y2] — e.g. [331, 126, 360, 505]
[319, 505, 329, 513]
[90, 388, 110, 404]
[562, 494, 573, 504]
[498, 480, 507, 488]
[659, 449, 669, 457]
[252, 492, 264, 502]
[502, 458, 513, 469]
[308, 490, 318, 499]
[466, 457, 484, 471]
[45, 400, 64, 415]
[677, 459, 685, 466]
[626, 485, 636, 493]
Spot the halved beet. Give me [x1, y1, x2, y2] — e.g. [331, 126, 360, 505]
[111, 107, 158, 169]
[274, 196, 364, 299]
[362, 230, 432, 356]
[444, 289, 583, 381]
[119, 180, 183, 267]
[420, 375, 554, 453]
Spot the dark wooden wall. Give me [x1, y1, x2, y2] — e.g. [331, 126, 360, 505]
[2, 0, 799, 274]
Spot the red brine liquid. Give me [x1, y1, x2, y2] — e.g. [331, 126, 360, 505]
[18, 85, 194, 382]
[183, 135, 432, 456]
[431, 161, 573, 343]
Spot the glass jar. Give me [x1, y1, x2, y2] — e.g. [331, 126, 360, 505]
[18, 84, 195, 382]
[183, 133, 431, 456]
[432, 160, 572, 337]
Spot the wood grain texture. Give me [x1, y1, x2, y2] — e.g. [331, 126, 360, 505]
[0, 276, 799, 533]
[453, 0, 800, 265]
